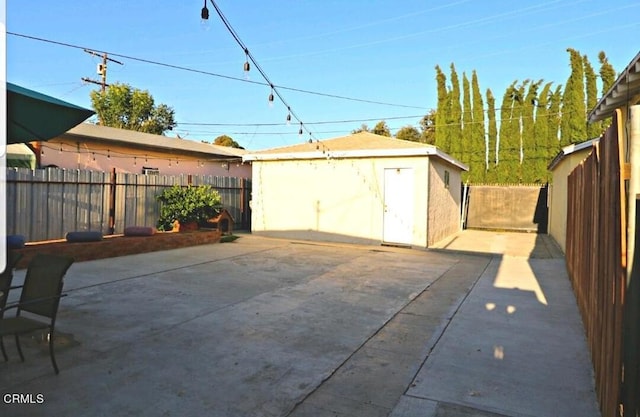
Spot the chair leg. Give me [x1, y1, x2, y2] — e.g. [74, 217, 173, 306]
[48, 331, 59, 375]
[15, 334, 24, 362]
[0, 337, 7, 361]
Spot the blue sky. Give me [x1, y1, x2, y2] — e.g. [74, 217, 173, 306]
[6, 0, 640, 150]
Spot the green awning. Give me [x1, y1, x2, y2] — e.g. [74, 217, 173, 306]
[7, 82, 95, 144]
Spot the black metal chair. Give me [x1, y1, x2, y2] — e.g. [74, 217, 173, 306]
[0, 251, 24, 361]
[0, 253, 74, 374]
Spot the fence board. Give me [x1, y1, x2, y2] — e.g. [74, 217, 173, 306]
[565, 110, 630, 417]
[6, 168, 251, 242]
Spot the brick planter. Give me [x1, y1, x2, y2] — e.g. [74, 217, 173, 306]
[13, 229, 222, 269]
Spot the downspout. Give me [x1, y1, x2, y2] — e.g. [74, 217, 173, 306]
[628, 104, 640, 282]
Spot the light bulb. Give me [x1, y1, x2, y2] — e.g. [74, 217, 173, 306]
[286, 107, 291, 125]
[200, 0, 210, 30]
[243, 48, 250, 79]
[268, 90, 274, 107]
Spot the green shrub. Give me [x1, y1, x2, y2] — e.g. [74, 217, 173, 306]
[156, 185, 222, 231]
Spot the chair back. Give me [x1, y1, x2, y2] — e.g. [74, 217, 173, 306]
[1, 251, 24, 310]
[19, 254, 74, 318]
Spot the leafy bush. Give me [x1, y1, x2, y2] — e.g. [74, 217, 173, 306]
[156, 185, 222, 231]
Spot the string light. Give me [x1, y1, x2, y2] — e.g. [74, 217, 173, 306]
[205, 1, 319, 144]
[243, 48, 250, 79]
[268, 85, 274, 107]
[201, 0, 209, 20]
[286, 107, 292, 125]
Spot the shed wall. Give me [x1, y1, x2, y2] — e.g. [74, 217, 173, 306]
[250, 156, 430, 247]
[427, 160, 462, 245]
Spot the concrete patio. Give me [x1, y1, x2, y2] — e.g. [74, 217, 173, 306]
[0, 231, 600, 417]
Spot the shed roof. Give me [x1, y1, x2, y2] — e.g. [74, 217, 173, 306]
[547, 137, 599, 171]
[588, 51, 640, 122]
[243, 132, 468, 171]
[60, 123, 245, 159]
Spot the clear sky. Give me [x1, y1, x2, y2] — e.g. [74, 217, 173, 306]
[6, 0, 640, 151]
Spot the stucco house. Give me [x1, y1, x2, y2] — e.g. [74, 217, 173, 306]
[242, 132, 468, 248]
[547, 138, 599, 252]
[32, 123, 250, 178]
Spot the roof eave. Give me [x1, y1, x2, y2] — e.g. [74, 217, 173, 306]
[588, 51, 640, 123]
[547, 137, 599, 171]
[243, 147, 469, 171]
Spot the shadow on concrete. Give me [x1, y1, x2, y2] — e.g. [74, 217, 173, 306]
[397, 229, 600, 417]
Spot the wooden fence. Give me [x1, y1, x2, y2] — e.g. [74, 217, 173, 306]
[565, 109, 638, 417]
[6, 168, 251, 242]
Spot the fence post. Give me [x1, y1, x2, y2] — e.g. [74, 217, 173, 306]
[108, 167, 116, 235]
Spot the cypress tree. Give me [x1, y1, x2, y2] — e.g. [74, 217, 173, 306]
[497, 81, 519, 183]
[485, 89, 497, 183]
[522, 80, 541, 183]
[534, 82, 553, 183]
[561, 48, 586, 145]
[584, 55, 601, 138]
[448, 64, 463, 161]
[434, 65, 449, 152]
[470, 71, 486, 183]
[512, 82, 528, 182]
[462, 73, 472, 171]
[598, 51, 616, 131]
[547, 85, 563, 161]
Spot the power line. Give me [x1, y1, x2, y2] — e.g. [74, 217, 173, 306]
[177, 114, 427, 127]
[7, 31, 424, 110]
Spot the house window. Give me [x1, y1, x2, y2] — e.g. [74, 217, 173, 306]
[142, 166, 160, 175]
[444, 170, 450, 189]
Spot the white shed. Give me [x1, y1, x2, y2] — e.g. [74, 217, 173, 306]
[243, 132, 468, 248]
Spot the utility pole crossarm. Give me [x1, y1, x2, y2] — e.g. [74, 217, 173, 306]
[82, 49, 123, 93]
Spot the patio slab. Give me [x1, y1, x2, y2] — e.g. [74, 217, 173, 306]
[0, 231, 600, 417]
[0, 234, 464, 416]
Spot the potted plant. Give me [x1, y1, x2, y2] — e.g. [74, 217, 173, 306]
[156, 185, 222, 232]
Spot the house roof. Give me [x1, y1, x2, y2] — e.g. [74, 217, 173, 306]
[547, 137, 599, 171]
[242, 132, 469, 171]
[588, 51, 640, 122]
[60, 123, 246, 159]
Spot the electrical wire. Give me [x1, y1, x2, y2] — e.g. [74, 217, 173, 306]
[7, 31, 424, 110]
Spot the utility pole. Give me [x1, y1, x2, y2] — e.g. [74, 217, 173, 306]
[81, 49, 123, 93]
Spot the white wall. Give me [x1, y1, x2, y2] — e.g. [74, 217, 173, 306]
[251, 156, 431, 247]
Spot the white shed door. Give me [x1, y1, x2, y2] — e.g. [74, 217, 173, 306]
[383, 168, 414, 245]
